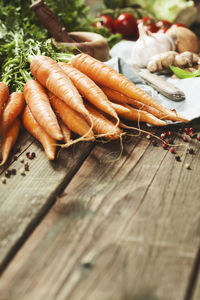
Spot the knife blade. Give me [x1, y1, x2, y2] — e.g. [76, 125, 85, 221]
[132, 65, 185, 101]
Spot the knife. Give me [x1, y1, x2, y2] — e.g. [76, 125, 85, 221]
[132, 65, 185, 101]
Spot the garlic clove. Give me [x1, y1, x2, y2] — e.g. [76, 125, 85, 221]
[131, 23, 175, 68]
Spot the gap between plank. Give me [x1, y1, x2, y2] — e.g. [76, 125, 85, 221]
[0, 144, 94, 276]
[184, 247, 200, 300]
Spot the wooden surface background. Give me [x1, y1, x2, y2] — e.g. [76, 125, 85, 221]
[0, 121, 200, 300]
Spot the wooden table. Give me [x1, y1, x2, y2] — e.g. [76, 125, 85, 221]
[0, 118, 200, 300]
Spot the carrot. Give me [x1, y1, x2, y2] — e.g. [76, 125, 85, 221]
[101, 86, 167, 120]
[57, 117, 71, 144]
[58, 62, 119, 122]
[48, 91, 94, 141]
[23, 79, 63, 141]
[71, 53, 188, 123]
[0, 82, 9, 119]
[0, 92, 25, 135]
[21, 105, 56, 160]
[0, 118, 20, 165]
[30, 55, 90, 118]
[85, 103, 123, 140]
[111, 102, 168, 126]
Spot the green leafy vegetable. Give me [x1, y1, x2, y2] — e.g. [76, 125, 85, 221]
[0, 22, 73, 92]
[170, 65, 200, 79]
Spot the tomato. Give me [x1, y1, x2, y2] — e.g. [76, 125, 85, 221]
[136, 16, 158, 34]
[115, 13, 137, 37]
[94, 15, 115, 33]
[156, 20, 172, 30]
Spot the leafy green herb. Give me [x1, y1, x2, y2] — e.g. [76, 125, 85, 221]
[170, 65, 200, 79]
[0, 23, 73, 92]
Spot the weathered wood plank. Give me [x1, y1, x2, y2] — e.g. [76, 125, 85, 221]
[1, 128, 200, 300]
[0, 131, 94, 273]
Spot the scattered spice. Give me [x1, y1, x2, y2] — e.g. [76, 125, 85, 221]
[167, 131, 173, 137]
[27, 152, 36, 159]
[170, 147, 175, 154]
[185, 163, 191, 170]
[175, 155, 181, 162]
[146, 134, 151, 139]
[188, 148, 195, 155]
[160, 132, 166, 140]
[11, 169, 16, 175]
[24, 162, 29, 171]
[162, 142, 168, 149]
[5, 170, 11, 178]
[20, 168, 25, 176]
[19, 156, 24, 163]
[1, 177, 6, 184]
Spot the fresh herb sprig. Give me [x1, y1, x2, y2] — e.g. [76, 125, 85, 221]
[0, 23, 73, 92]
[170, 65, 200, 79]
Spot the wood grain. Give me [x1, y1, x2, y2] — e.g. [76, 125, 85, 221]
[1, 129, 200, 300]
[0, 131, 94, 273]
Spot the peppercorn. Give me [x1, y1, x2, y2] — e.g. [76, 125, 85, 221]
[185, 163, 191, 170]
[24, 162, 29, 171]
[189, 148, 195, 155]
[19, 156, 24, 163]
[175, 155, 181, 162]
[5, 170, 11, 178]
[11, 169, 16, 175]
[1, 177, 6, 184]
[20, 168, 25, 176]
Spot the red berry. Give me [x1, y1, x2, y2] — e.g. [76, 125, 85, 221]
[167, 131, 173, 136]
[162, 142, 168, 149]
[197, 136, 200, 141]
[170, 147, 175, 154]
[184, 128, 190, 134]
[160, 133, 166, 140]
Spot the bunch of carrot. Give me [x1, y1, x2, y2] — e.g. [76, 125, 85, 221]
[0, 52, 188, 164]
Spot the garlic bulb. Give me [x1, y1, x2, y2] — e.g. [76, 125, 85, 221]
[131, 22, 175, 68]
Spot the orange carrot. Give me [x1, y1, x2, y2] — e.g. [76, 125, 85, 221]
[57, 117, 71, 144]
[23, 79, 63, 141]
[111, 102, 168, 126]
[71, 53, 188, 123]
[30, 55, 89, 118]
[0, 82, 9, 119]
[0, 118, 20, 165]
[85, 103, 122, 140]
[101, 86, 167, 120]
[58, 62, 119, 122]
[48, 91, 94, 141]
[0, 92, 25, 135]
[21, 105, 56, 160]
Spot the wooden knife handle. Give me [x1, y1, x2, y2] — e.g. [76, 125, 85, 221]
[30, 0, 74, 42]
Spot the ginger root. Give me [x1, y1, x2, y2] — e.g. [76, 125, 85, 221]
[147, 51, 200, 73]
